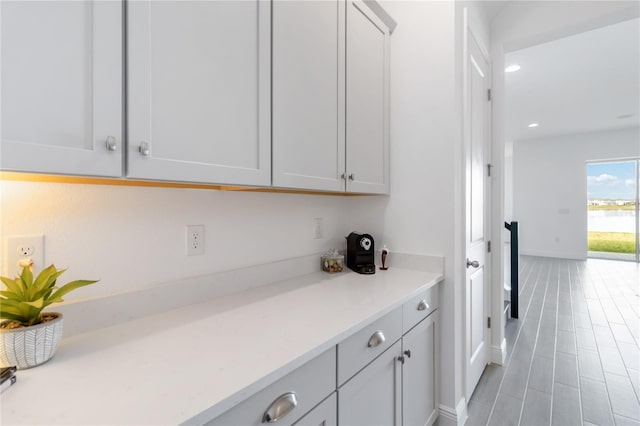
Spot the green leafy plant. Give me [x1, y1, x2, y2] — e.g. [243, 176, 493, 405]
[0, 264, 98, 327]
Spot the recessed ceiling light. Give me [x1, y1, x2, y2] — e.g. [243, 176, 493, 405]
[528, 123, 539, 128]
[505, 65, 521, 73]
[616, 113, 634, 119]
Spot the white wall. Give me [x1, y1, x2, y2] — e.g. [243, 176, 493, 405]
[513, 127, 639, 259]
[0, 182, 350, 298]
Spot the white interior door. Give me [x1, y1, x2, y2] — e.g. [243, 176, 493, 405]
[465, 28, 491, 400]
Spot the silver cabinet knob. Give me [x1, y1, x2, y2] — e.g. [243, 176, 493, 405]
[105, 136, 117, 151]
[367, 330, 386, 348]
[417, 300, 429, 311]
[404, 349, 412, 358]
[341, 173, 347, 180]
[263, 392, 298, 423]
[466, 259, 480, 268]
[139, 141, 150, 156]
[348, 173, 355, 180]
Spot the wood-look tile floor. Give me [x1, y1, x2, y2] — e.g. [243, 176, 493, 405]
[467, 256, 640, 426]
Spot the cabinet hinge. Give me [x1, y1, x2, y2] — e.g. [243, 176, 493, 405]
[487, 89, 492, 101]
[487, 317, 491, 328]
[487, 240, 491, 253]
[487, 163, 493, 177]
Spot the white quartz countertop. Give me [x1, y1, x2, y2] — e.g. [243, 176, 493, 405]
[1, 267, 442, 425]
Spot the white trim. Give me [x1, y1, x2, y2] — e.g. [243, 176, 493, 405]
[438, 397, 468, 426]
[491, 338, 506, 365]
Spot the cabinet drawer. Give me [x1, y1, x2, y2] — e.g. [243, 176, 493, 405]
[208, 347, 336, 426]
[403, 285, 438, 333]
[337, 307, 402, 386]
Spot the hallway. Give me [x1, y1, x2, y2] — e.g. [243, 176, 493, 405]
[467, 256, 640, 425]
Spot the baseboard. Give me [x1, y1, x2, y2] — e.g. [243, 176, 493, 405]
[491, 338, 507, 365]
[438, 398, 468, 426]
[519, 250, 585, 260]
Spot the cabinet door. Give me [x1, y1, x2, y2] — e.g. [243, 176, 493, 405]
[338, 340, 401, 426]
[272, 0, 345, 191]
[127, 0, 270, 186]
[345, 0, 390, 194]
[293, 393, 337, 426]
[402, 313, 438, 426]
[1, 0, 122, 177]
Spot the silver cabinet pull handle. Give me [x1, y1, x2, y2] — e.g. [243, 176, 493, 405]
[466, 259, 480, 268]
[139, 141, 150, 156]
[263, 392, 298, 423]
[417, 300, 429, 311]
[367, 330, 386, 348]
[105, 136, 117, 151]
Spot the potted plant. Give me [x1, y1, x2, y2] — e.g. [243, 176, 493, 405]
[0, 263, 98, 369]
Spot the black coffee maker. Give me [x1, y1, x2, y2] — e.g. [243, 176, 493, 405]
[346, 232, 375, 274]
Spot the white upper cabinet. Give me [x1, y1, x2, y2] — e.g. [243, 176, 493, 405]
[127, 1, 271, 186]
[272, 0, 345, 192]
[1, 0, 123, 177]
[273, 0, 392, 194]
[346, 0, 391, 194]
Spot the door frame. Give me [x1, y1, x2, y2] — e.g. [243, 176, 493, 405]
[462, 8, 493, 401]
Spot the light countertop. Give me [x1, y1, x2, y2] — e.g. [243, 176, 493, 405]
[1, 267, 442, 425]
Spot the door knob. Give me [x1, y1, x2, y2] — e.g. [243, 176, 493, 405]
[466, 259, 479, 268]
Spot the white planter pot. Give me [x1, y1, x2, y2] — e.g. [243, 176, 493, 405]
[0, 313, 64, 369]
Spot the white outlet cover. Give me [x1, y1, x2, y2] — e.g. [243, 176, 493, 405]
[4, 235, 44, 277]
[186, 225, 205, 256]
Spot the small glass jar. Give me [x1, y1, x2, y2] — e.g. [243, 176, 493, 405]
[321, 252, 344, 273]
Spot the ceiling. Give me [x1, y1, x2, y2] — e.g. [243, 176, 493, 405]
[504, 17, 640, 142]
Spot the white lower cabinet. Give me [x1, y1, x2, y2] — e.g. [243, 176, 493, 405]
[208, 289, 438, 426]
[402, 313, 438, 426]
[207, 347, 335, 426]
[293, 393, 337, 426]
[338, 339, 402, 426]
[337, 311, 438, 426]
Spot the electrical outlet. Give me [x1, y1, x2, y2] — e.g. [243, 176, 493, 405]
[312, 218, 324, 240]
[4, 235, 44, 277]
[186, 225, 205, 256]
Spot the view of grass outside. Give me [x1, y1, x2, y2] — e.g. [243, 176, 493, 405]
[587, 160, 638, 259]
[588, 231, 635, 253]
